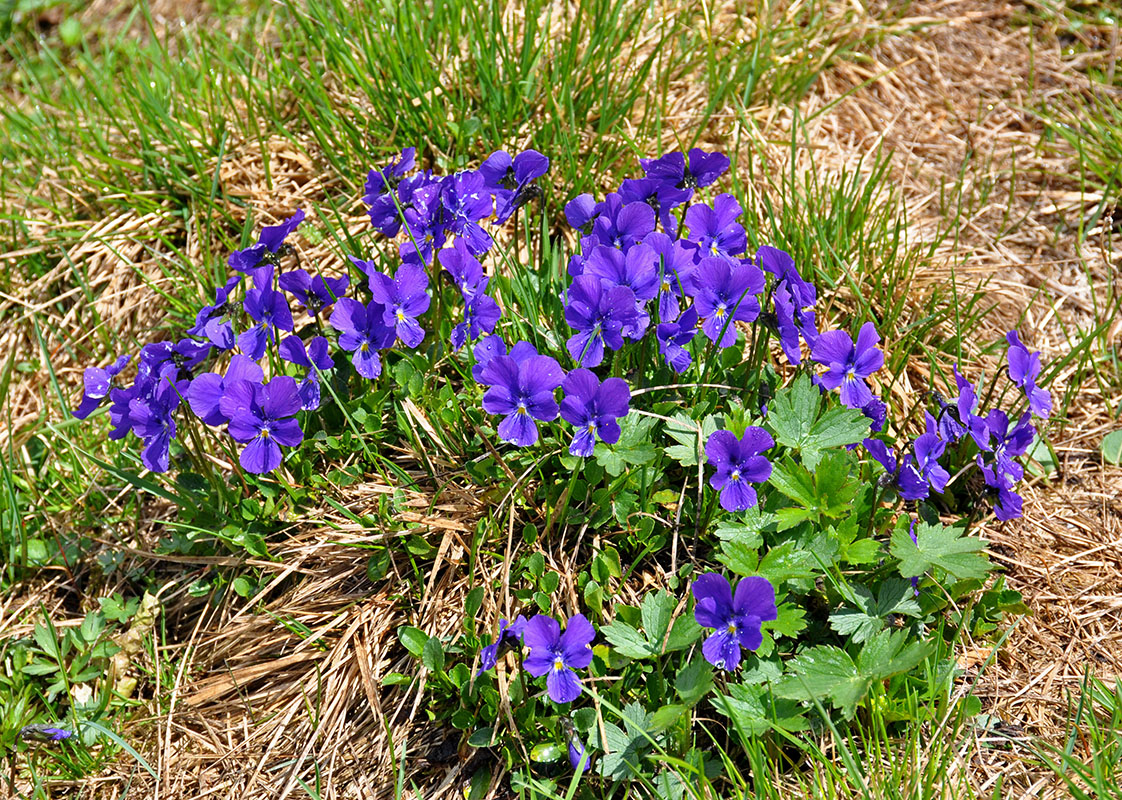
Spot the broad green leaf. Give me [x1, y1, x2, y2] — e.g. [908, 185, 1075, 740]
[600, 621, 652, 659]
[713, 682, 809, 737]
[717, 540, 759, 576]
[650, 704, 688, 732]
[756, 541, 818, 586]
[765, 603, 807, 639]
[639, 590, 675, 648]
[674, 658, 713, 706]
[891, 521, 990, 582]
[663, 413, 721, 467]
[767, 374, 870, 469]
[422, 635, 445, 673]
[398, 626, 428, 658]
[664, 613, 703, 652]
[596, 415, 658, 476]
[1102, 430, 1122, 465]
[770, 451, 861, 529]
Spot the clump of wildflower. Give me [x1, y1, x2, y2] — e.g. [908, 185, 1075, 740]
[691, 573, 777, 671]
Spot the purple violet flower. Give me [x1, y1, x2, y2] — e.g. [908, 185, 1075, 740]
[129, 375, 187, 472]
[20, 725, 74, 743]
[399, 186, 447, 266]
[706, 427, 774, 511]
[438, 238, 488, 300]
[187, 354, 265, 426]
[657, 306, 699, 373]
[645, 232, 697, 323]
[691, 257, 764, 348]
[564, 193, 601, 233]
[367, 264, 431, 348]
[480, 354, 565, 447]
[441, 171, 494, 254]
[73, 354, 131, 419]
[279, 335, 334, 410]
[564, 275, 638, 367]
[278, 270, 349, 317]
[523, 614, 595, 704]
[188, 276, 241, 350]
[477, 615, 529, 675]
[618, 177, 689, 234]
[228, 209, 305, 273]
[363, 147, 416, 236]
[1006, 330, 1052, 418]
[810, 322, 885, 409]
[685, 194, 747, 263]
[240, 273, 295, 361]
[691, 573, 777, 671]
[221, 376, 304, 474]
[452, 290, 501, 352]
[584, 244, 659, 338]
[897, 431, 951, 500]
[640, 148, 730, 194]
[480, 149, 550, 224]
[589, 193, 655, 251]
[329, 297, 397, 379]
[559, 369, 631, 457]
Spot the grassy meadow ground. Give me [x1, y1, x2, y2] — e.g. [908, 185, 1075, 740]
[2, 0, 1122, 797]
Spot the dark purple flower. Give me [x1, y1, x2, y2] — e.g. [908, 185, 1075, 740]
[438, 239, 487, 300]
[757, 245, 816, 309]
[279, 335, 334, 410]
[20, 725, 73, 743]
[691, 257, 764, 348]
[568, 738, 592, 773]
[589, 194, 655, 251]
[685, 194, 746, 263]
[810, 322, 884, 409]
[221, 376, 304, 474]
[73, 353, 131, 419]
[187, 354, 265, 426]
[645, 232, 697, 323]
[329, 297, 397, 379]
[368, 264, 431, 348]
[763, 247, 819, 365]
[559, 369, 631, 457]
[618, 177, 690, 233]
[980, 463, 1024, 520]
[228, 209, 305, 272]
[480, 149, 550, 224]
[640, 148, 729, 194]
[473, 334, 509, 383]
[523, 614, 595, 704]
[657, 306, 698, 373]
[706, 427, 774, 511]
[240, 279, 295, 361]
[399, 186, 447, 266]
[897, 431, 950, 500]
[477, 615, 529, 675]
[933, 365, 979, 443]
[585, 244, 658, 338]
[278, 269, 349, 317]
[452, 290, 501, 352]
[972, 409, 1034, 490]
[480, 353, 565, 446]
[129, 375, 186, 472]
[564, 193, 601, 233]
[441, 170, 494, 254]
[564, 275, 638, 367]
[691, 573, 777, 671]
[861, 396, 887, 434]
[1006, 330, 1052, 418]
[188, 276, 242, 350]
[363, 147, 416, 236]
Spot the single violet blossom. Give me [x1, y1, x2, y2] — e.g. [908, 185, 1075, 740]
[523, 614, 595, 704]
[691, 573, 777, 671]
[240, 272, 295, 360]
[368, 264, 431, 348]
[618, 176, 689, 234]
[589, 193, 655, 251]
[277, 269, 349, 317]
[897, 430, 951, 500]
[187, 276, 241, 350]
[1006, 330, 1052, 418]
[657, 306, 699, 373]
[559, 369, 631, 457]
[329, 297, 397, 379]
[480, 149, 550, 224]
[441, 170, 494, 254]
[810, 322, 885, 409]
[73, 354, 131, 419]
[685, 194, 747, 263]
[129, 375, 187, 473]
[228, 209, 305, 273]
[477, 615, 529, 675]
[452, 289, 502, 352]
[706, 427, 774, 512]
[221, 376, 304, 474]
[645, 231, 697, 323]
[584, 243, 659, 338]
[279, 335, 334, 410]
[564, 193, 601, 233]
[363, 147, 416, 236]
[691, 257, 764, 348]
[564, 274, 638, 367]
[640, 148, 730, 195]
[480, 353, 565, 447]
[187, 354, 265, 426]
[20, 725, 74, 743]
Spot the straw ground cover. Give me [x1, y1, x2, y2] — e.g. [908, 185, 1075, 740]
[1, 0, 1120, 797]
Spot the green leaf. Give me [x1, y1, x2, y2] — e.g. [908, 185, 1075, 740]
[767, 374, 870, 469]
[650, 704, 688, 732]
[891, 521, 990, 582]
[398, 626, 428, 658]
[422, 636, 445, 673]
[769, 451, 861, 529]
[600, 621, 652, 659]
[601, 590, 695, 658]
[756, 541, 818, 585]
[596, 414, 659, 476]
[674, 658, 713, 706]
[1102, 430, 1122, 465]
[663, 413, 721, 467]
[764, 603, 807, 639]
[639, 590, 675, 646]
[829, 579, 920, 644]
[776, 630, 932, 718]
[664, 613, 703, 652]
[713, 682, 809, 737]
[468, 727, 494, 748]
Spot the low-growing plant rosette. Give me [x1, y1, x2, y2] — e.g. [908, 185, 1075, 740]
[69, 143, 1054, 790]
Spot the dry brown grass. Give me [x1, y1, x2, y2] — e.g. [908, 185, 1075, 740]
[3, 0, 1122, 798]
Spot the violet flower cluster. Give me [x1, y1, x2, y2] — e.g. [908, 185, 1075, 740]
[862, 332, 1051, 520]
